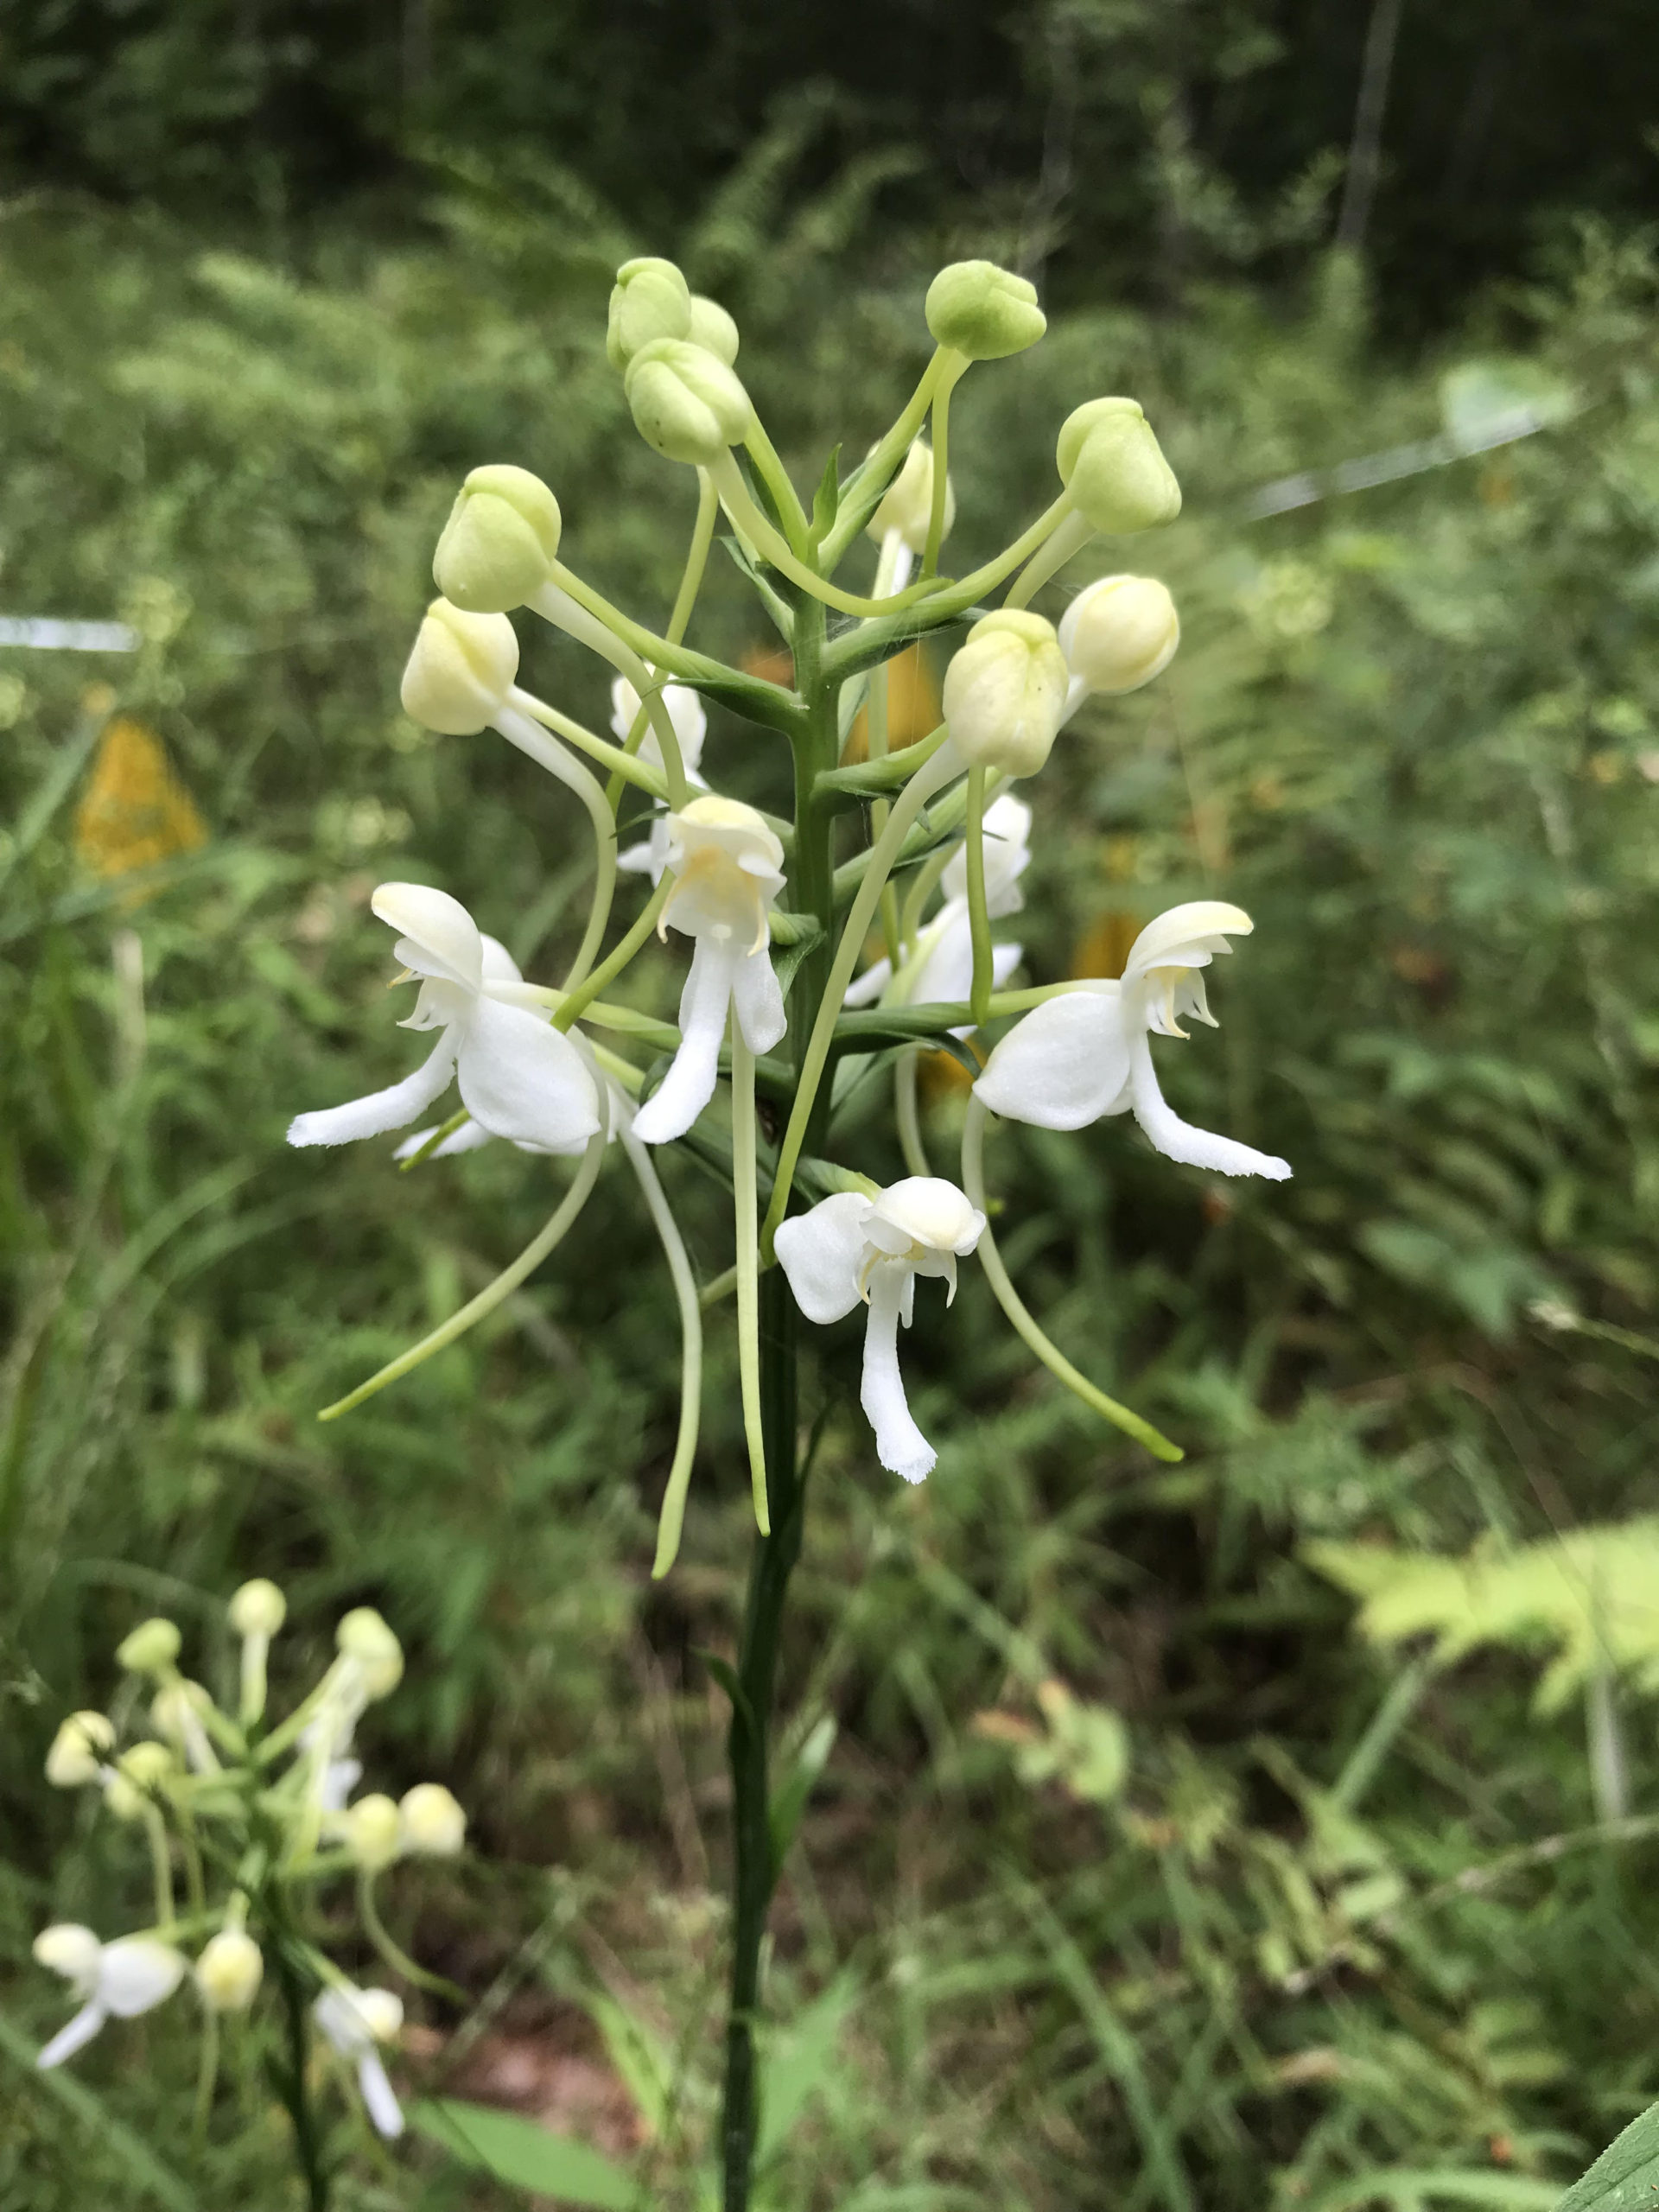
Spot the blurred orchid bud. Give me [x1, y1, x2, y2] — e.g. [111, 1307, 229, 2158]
[866, 442, 953, 555]
[625, 340, 754, 467]
[228, 1578, 286, 1639]
[942, 611, 1069, 778]
[345, 1792, 403, 1872]
[195, 1929, 264, 2013]
[687, 294, 740, 366]
[399, 601, 518, 737]
[1057, 399, 1181, 534]
[432, 465, 563, 614]
[1059, 575, 1180, 696]
[397, 1783, 467, 1857]
[925, 260, 1046, 360]
[607, 256, 693, 371]
[116, 1618, 181, 1676]
[45, 1712, 115, 1789]
[105, 1738, 175, 1819]
[336, 1608, 404, 1699]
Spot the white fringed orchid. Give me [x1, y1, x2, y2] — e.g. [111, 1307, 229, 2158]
[33, 1925, 186, 2069]
[973, 901, 1291, 1179]
[613, 676, 709, 885]
[846, 795, 1031, 1020]
[315, 1984, 405, 2139]
[630, 798, 787, 1146]
[773, 1177, 986, 1483]
[287, 884, 600, 1157]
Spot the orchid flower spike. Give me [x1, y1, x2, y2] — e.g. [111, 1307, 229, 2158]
[974, 902, 1291, 1179]
[846, 796, 1031, 1021]
[774, 1177, 986, 1483]
[315, 1984, 406, 2139]
[613, 676, 709, 885]
[287, 884, 600, 1156]
[34, 1925, 186, 2070]
[630, 798, 787, 1146]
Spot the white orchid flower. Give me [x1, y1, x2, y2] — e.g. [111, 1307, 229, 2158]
[287, 883, 600, 1156]
[34, 1925, 186, 2069]
[315, 1984, 406, 2139]
[973, 901, 1291, 1179]
[773, 1176, 986, 1483]
[613, 677, 709, 887]
[846, 795, 1031, 1023]
[630, 798, 788, 1146]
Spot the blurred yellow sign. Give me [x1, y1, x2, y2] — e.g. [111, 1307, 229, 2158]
[74, 715, 207, 882]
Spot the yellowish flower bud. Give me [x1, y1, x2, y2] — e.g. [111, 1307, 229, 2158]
[34, 1923, 102, 1988]
[942, 611, 1069, 779]
[1059, 575, 1180, 696]
[150, 1679, 213, 1742]
[46, 1712, 115, 1789]
[866, 442, 953, 555]
[432, 465, 563, 614]
[345, 1792, 402, 1872]
[228, 1578, 286, 1639]
[925, 260, 1046, 360]
[116, 1618, 180, 1676]
[336, 1608, 404, 1700]
[397, 1783, 466, 1857]
[1056, 399, 1181, 534]
[399, 600, 518, 737]
[607, 256, 692, 371]
[195, 1929, 264, 2012]
[105, 1738, 175, 1819]
[687, 294, 740, 366]
[625, 339, 754, 467]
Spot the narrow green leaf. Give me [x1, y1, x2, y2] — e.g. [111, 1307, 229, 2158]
[757, 1967, 856, 2161]
[768, 1713, 837, 1882]
[410, 2097, 633, 2207]
[0, 2008, 200, 2212]
[696, 1647, 755, 1731]
[1556, 2098, 1659, 2212]
[810, 445, 843, 543]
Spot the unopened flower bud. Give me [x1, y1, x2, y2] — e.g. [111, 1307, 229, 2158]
[398, 1783, 466, 1857]
[228, 1579, 286, 1639]
[1057, 399, 1181, 534]
[116, 1618, 180, 1676]
[942, 611, 1069, 778]
[607, 256, 692, 371]
[106, 1738, 175, 1818]
[432, 465, 563, 614]
[687, 295, 740, 366]
[345, 1792, 402, 1872]
[399, 601, 518, 737]
[196, 1929, 264, 2012]
[925, 260, 1046, 360]
[625, 340, 753, 467]
[151, 1679, 213, 1741]
[867, 442, 953, 554]
[336, 1608, 404, 1700]
[1059, 575, 1180, 696]
[46, 1712, 115, 1789]
[34, 1923, 102, 1990]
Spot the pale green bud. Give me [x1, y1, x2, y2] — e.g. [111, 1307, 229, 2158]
[336, 1608, 404, 1700]
[106, 1738, 175, 1818]
[228, 1578, 286, 1639]
[432, 465, 563, 614]
[607, 256, 692, 371]
[151, 1679, 213, 1743]
[46, 1711, 115, 1789]
[1056, 399, 1182, 533]
[116, 1618, 181, 1676]
[866, 441, 953, 555]
[399, 600, 518, 737]
[196, 1929, 264, 2012]
[345, 1792, 402, 1872]
[397, 1783, 466, 1857]
[1058, 575, 1180, 696]
[625, 339, 754, 467]
[687, 294, 740, 366]
[942, 611, 1069, 779]
[925, 260, 1046, 360]
[35, 1923, 102, 1989]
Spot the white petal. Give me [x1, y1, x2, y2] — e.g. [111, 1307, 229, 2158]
[729, 945, 786, 1055]
[973, 988, 1131, 1130]
[1128, 1037, 1292, 1179]
[392, 1120, 495, 1160]
[773, 1192, 872, 1325]
[319, 1757, 363, 1811]
[371, 883, 484, 991]
[358, 2053, 406, 2139]
[868, 1177, 984, 1256]
[37, 2001, 108, 2069]
[1122, 902, 1251, 988]
[315, 1986, 372, 2057]
[842, 956, 893, 1007]
[287, 1033, 459, 1148]
[455, 998, 601, 1154]
[477, 933, 523, 986]
[99, 1938, 186, 2017]
[861, 1267, 935, 1483]
[631, 937, 734, 1146]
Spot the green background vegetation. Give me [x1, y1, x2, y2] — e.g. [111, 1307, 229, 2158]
[4, 4, 1659, 2206]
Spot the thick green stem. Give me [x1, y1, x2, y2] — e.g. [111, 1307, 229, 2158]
[730, 1025, 770, 1536]
[921, 354, 967, 577]
[276, 1951, 328, 2212]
